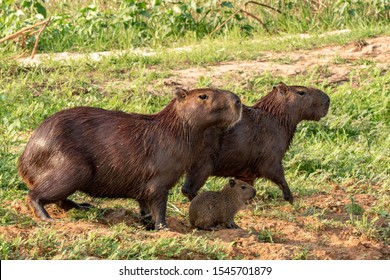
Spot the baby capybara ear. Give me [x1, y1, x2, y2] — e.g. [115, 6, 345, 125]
[175, 87, 189, 101]
[229, 179, 236, 188]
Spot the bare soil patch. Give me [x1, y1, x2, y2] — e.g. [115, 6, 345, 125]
[163, 36, 389, 88]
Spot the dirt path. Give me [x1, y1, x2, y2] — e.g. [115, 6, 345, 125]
[165, 36, 389, 88]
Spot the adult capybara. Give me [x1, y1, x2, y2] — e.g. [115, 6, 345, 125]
[189, 179, 256, 230]
[18, 87, 242, 230]
[182, 82, 330, 204]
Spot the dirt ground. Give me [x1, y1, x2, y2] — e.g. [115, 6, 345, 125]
[163, 35, 390, 89]
[3, 179, 389, 259]
[3, 35, 389, 260]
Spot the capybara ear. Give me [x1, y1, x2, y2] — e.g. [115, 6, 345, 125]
[276, 82, 289, 95]
[229, 179, 235, 188]
[175, 87, 188, 101]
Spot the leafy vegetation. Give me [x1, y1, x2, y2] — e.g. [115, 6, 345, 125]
[1, 0, 389, 53]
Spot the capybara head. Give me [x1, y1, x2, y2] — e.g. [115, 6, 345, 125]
[174, 87, 242, 129]
[225, 179, 257, 204]
[265, 82, 330, 122]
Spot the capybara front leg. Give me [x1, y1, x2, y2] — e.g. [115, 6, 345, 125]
[182, 163, 213, 201]
[149, 194, 168, 230]
[264, 164, 293, 204]
[278, 180, 293, 204]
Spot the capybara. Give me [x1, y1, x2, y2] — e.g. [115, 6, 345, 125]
[18, 87, 242, 230]
[182, 82, 330, 204]
[189, 179, 256, 230]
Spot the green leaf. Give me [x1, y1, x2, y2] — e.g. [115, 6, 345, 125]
[34, 1, 46, 18]
[221, 1, 234, 9]
[22, 0, 32, 8]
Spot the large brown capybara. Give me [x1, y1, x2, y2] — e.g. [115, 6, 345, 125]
[18, 87, 242, 230]
[189, 179, 256, 230]
[182, 82, 330, 204]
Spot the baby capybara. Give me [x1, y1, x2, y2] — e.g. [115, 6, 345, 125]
[18, 87, 242, 230]
[182, 82, 330, 204]
[189, 179, 256, 230]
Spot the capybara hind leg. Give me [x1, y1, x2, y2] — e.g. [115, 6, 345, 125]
[27, 161, 93, 220]
[57, 199, 93, 211]
[26, 194, 52, 221]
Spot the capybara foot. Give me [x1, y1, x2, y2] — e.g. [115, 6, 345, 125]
[26, 195, 53, 221]
[226, 222, 240, 229]
[203, 226, 220, 231]
[284, 192, 294, 204]
[57, 199, 93, 211]
[154, 222, 168, 231]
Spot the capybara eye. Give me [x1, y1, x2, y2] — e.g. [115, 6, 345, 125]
[297, 91, 305, 96]
[198, 94, 208, 100]
[241, 186, 246, 189]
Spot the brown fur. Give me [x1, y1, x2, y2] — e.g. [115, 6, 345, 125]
[189, 179, 256, 230]
[182, 83, 330, 203]
[18, 87, 242, 230]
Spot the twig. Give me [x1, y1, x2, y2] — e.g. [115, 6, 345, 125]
[241, 10, 269, 34]
[31, 18, 51, 59]
[0, 18, 51, 59]
[211, 9, 241, 36]
[244, 1, 282, 14]
[210, 1, 281, 36]
[0, 19, 49, 43]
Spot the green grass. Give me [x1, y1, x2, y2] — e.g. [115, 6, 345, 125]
[0, 5, 389, 259]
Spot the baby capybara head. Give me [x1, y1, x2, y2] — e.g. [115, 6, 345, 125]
[225, 179, 257, 203]
[267, 82, 330, 122]
[174, 87, 242, 129]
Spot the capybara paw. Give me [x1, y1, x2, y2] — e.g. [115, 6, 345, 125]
[226, 223, 239, 229]
[284, 194, 293, 204]
[154, 223, 169, 231]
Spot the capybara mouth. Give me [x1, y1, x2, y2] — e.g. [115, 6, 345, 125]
[227, 108, 242, 129]
[245, 195, 257, 205]
[245, 199, 254, 205]
[317, 106, 330, 120]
